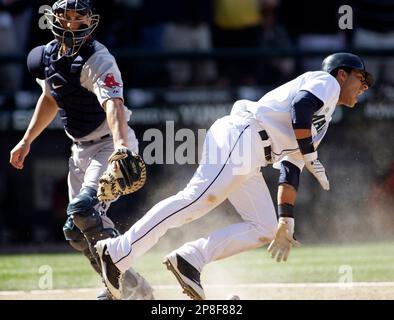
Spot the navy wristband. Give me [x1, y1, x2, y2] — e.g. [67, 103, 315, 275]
[278, 203, 294, 218]
[297, 136, 315, 155]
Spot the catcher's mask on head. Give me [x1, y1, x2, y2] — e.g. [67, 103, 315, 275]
[45, 0, 99, 57]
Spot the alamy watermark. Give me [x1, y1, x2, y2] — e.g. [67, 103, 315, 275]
[38, 5, 53, 30]
[338, 265, 353, 289]
[141, 121, 255, 175]
[39, 5, 354, 32]
[38, 265, 53, 290]
[338, 5, 353, 30]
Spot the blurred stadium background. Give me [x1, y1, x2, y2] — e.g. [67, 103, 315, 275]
[0, 0, 393, 282]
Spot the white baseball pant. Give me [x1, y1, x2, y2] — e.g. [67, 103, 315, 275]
[105, 114, 278, 273]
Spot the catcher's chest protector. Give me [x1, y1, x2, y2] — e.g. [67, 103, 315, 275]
[43, 40, 106, 138]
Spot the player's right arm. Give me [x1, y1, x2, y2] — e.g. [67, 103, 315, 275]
[10, 92, 58, 170]
[10, 45, 59, 170]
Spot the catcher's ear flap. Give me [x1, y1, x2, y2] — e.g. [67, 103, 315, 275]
[27, 45, 46, 80]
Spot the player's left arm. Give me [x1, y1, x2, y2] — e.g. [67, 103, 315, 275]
[291, 90, 330, 190]
[103, 98, 128, 149]
[268, 160, 301, 262]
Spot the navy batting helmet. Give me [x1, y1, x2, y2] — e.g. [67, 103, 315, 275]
[322, 52, 374, 87]
[44, 0, 99, 56]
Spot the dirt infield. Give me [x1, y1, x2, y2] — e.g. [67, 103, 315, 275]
[1, 282, 393, 300]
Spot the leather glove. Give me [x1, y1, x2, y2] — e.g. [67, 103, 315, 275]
[97, 148, 146, 202]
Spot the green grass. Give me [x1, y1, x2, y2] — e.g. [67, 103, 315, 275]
[202, 242, 394, 285]
[1, 242, 393, 291]
[0, 253, 102, 291]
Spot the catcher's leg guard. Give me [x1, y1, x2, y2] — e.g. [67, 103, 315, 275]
[67, 187, 119, 269]
[67, 187, 119, 244]
[63, 216, 102, 274]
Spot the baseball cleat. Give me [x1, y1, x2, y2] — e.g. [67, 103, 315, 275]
[96, 287, 115, 300]
[121, 268, 155, 300]
[163, 253, 206, 300]
[95, 241, 122, 300]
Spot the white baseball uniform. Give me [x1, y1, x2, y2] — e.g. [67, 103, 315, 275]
[103, 70, 340, 273]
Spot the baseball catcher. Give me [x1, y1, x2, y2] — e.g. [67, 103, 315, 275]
[10, 0, 154, 300]
[97, 148, 146, 202]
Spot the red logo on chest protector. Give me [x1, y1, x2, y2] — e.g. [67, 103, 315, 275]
[103, 73, 122, 88]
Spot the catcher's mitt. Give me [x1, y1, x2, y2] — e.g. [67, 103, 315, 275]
[97, 148, 146, 202]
